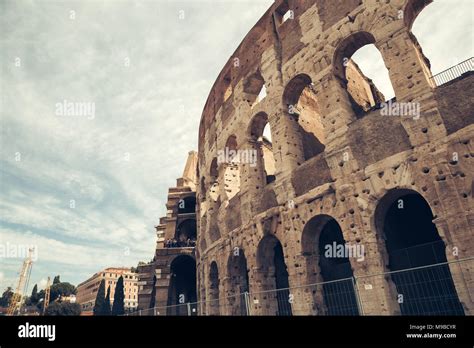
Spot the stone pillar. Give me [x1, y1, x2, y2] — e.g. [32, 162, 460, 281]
[350, 205, 401, 315]
[376, 29, 446, 147]
[239, 139, 266, 224]
[269, 106, 305, 173]
[312, 72, 356, 152]
[434, 216, 474, 315]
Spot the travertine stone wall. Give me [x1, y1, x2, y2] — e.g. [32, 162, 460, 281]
[196, 0, 473, 315]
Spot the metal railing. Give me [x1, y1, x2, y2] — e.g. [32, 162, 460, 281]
[430, 57, 474, 86]
[127, 257, 472, 316]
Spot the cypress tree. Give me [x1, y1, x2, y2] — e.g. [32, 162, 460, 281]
[93, 279, 106, 316]
[104, 286, 112, 315]
[53, 275, 60, 284]
[30, 284, 38, 305]
[111, 276, 125, 315]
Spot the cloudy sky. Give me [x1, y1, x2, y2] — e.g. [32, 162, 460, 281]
[0, 0, 472, 292]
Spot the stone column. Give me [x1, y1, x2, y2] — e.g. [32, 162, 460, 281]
[239, 139, 266, 224]
[311, 72, 356, 153]
[376, 29, 446, 147]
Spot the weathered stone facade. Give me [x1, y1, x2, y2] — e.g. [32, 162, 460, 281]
[196, 0, 473, 316]
[138, 152, 198, 314]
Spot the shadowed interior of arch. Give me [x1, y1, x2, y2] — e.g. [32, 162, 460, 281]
[167, 255, 197, 315]
[208, 262, 220, 315]
[302, 215, 360, 315]
[227, 250, 250, 315]
[375, 190, 464, 315]
[256, 235, 292, 315]
[175, 219, 197, 244]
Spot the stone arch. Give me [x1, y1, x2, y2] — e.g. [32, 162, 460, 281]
[208, 261, 220, 315]
[226, 248, 250, 315]
[248, 112, 276, 185]
[283, 74, 326, 161]
[333, 31, 376, 80]
[403, 0, 433, 30]
[301, 214, 360, 315]
[374, 188, 464, 315]
[333, 31, 392, 117]
[175, 219, 196, 245]
[167, 255, 197, 315]
[256, 234, 292, 315]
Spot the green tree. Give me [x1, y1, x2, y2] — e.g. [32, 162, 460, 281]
[104, 286, 111, 315]
[50, 282, 75, 302]
[29, 284, 39, 305]
[45, 302, 81, 316]
[111, 276, 125, 315]
[53, 275, 60, 284]
[0, 287, 13, 307]
[93, 279, 107, 316]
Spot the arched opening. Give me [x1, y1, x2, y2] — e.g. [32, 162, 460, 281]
[375, 189, 464, 315]
[256, 235, 292, 315]
[209, 261, 220, 315]
[178, 196, 196, 214]
[302, 215, 360, 315]
[404, 0, 433, 30]
[409, 0, 472, 85]
[167, 255, 197, 315]
[333, 32, 394, 118]
[175, 219, 196, 246]
[283, 74, 325, 161]
[227, 248, 250, 315]
[249, 112, 276, 185]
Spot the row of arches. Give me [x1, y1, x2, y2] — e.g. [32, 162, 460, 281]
[199, 0, 464, 205]
[200, 35, 409, 203]
[204, 189, 464, 315]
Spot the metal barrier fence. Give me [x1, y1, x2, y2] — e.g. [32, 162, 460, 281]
[127, 257, 472, 316]
[430, 57, 473, 86]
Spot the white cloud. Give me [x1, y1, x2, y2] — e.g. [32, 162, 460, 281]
[0, 0, 273, 288]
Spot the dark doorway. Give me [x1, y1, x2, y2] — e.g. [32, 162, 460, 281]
[175, 219, 197, 246]
[376, 190, 464, 315]
[257, 235, 292, 316]
[228, 249, 250, 315]
[209, 261, 220, 315]
[167, 255, 197, 315]
[273, 241, 292, 316]
[318, 219, 360, 315]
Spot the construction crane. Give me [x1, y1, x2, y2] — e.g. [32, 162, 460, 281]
[7, 247, 35, 316]
[43, 276, 51, 315]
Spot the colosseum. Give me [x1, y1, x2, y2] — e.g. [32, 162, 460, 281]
[194, 0, 473, 316]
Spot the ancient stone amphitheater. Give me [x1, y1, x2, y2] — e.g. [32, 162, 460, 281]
[194, 0, 473, 316]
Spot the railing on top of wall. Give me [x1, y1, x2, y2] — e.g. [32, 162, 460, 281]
[430, 57, 474, 87]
